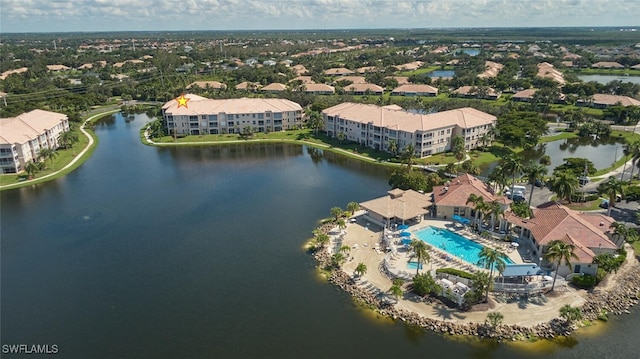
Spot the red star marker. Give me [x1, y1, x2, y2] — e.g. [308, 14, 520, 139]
[176, 94, 190, 108]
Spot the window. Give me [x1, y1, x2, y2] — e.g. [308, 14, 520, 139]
[210, 122, 218, 127]
[208, 115, 217, 121]
[189, 116, 198, 121]
[235, 114, 239, 119]
[446, 128, 451, 134]
[258, 113, 264, 119]
[273, 113, 282, 119]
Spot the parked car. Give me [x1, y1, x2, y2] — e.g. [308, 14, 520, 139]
[599, 199, 609, 209]
[534, 179, 546, 187]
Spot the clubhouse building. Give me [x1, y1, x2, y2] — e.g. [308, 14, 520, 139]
[162, 94, 303, 135]
[0, 109, 69, 174]
[432, 174, 619, 277]
[321, 103, 496, 157]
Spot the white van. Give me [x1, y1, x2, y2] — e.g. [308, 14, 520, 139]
[504, 185, 526, 196]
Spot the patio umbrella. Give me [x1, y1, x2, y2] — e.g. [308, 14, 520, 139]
[401, 238, 412, 245]
[398, 224, 409, 230]
[511, 242, 519, 248]
[400, 231, 411, 237]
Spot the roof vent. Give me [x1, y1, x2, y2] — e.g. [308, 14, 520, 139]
[600, 222, 604, 226]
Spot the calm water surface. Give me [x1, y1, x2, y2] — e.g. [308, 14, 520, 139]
[577, 74, 640, 85]
[2, 113, 639, 358]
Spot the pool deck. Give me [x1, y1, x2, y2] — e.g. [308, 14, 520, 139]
[335, 215, 587, 327]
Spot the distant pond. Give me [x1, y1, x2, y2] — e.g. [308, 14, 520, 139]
[577, 74, 640, 85]
[428, 70, 455, 78]
[456, 48, 480, 56]
[480, 135, 626, 175]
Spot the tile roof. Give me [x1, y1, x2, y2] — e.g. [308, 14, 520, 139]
[324, 67, 355, 76]
[303, 83, 335, 93]
[592, 62, 624, 68]
[1, 110, 68, 145]
[338, 76, 367, 84]
[261, 83, 287, 91]
[392, 84, 438, 94]
[323, 103, 496, 133]
[477, 61, 504, 78]
[162, 95, 302, 116]
[505, 202, 617, 253]
[433, 174, 508, 207]
[452, 86, 500, 97]
[187, 81, 226, 90]
[591, 94, 640, 107]
[537, 62, 565, 85]
[360, 189, 432, 221]
[344, 83, 383, 93]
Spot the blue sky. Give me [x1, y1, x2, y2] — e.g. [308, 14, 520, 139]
[1, 0, 638, 33]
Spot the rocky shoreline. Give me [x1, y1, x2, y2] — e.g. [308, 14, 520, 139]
[312, 244, 640, 341]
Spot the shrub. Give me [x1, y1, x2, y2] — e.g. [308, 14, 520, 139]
[436, 267, 474, 280]
[412, 272, 441, 296]
[572, 274, 597, 288]
[624, 186, 640, 202]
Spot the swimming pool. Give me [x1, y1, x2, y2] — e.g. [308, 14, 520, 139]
[413, 226, 513, 267]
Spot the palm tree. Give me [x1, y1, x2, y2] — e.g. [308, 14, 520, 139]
[488, 164, 508, 193]
[315, 233, 330, 248]
[624, 141, 640, 181]
[400, 144, 417, 172]
[57, 130, 79, 149]
[408, 239, 430, 275]
[387, 139, 398, 156]
[466, 194, 485, 231]
[339, 245, 351, 255]
[24, 161, 40, 179]
[597, 176, 625, 216]
[355, 262, 367, 277]
[389, 284, 403, 302]
[502, 153, 524, 194]
[38, 147, 59, 170]
[485, 201, 504, 232]
[452, 135, 466, 161]
[549, 170, 579, 203]
[331, 253, 346, 268]
[337, 218, 347, 231]
[523, 163, 548, 207]
[478, 133, 491, 150]
[477, 247, 508, 302]
[544, 239, 579, 292]
[610, 222, 629, 244]
[330, 207, 343, 221]
[346, 201, 360, 216]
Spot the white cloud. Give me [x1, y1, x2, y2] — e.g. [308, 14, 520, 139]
[0, 0, 637, 32]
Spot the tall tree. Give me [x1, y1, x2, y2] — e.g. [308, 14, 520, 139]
[330, 206, 343, 221]
[598, 176, 625, 216]
[452, 135, 466, 161]
[544, 239, 578, 292]
[502, 153, 524, 194]
[400, 144, 417, 173]
[466, 193, 486, 230]
[549, 170, 579, 203]
[346, 201, 360, 216]
[623, 141, 640, 181]
[355, 262, 367, 277]
[477, 247, 508, 302]
[523, 163, 548, 207]
[408, 239, 430, 276]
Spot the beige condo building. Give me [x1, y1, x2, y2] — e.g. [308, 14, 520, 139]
[162, 94, 303, 135]
[322, 103, 496, 157]
[0, 109, 70, 174]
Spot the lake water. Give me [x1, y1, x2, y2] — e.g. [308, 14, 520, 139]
[2, 112, 640, 358]
[429, 70, 455, 78]
[456, 48, 481, 56]
[481, 135, 625, 176]
[577, 74, 640, 85]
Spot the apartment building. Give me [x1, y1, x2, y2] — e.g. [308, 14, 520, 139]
[162, 94, 303, 135]
[322, 103, 496, 157]
[0, 109, 70, 174]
